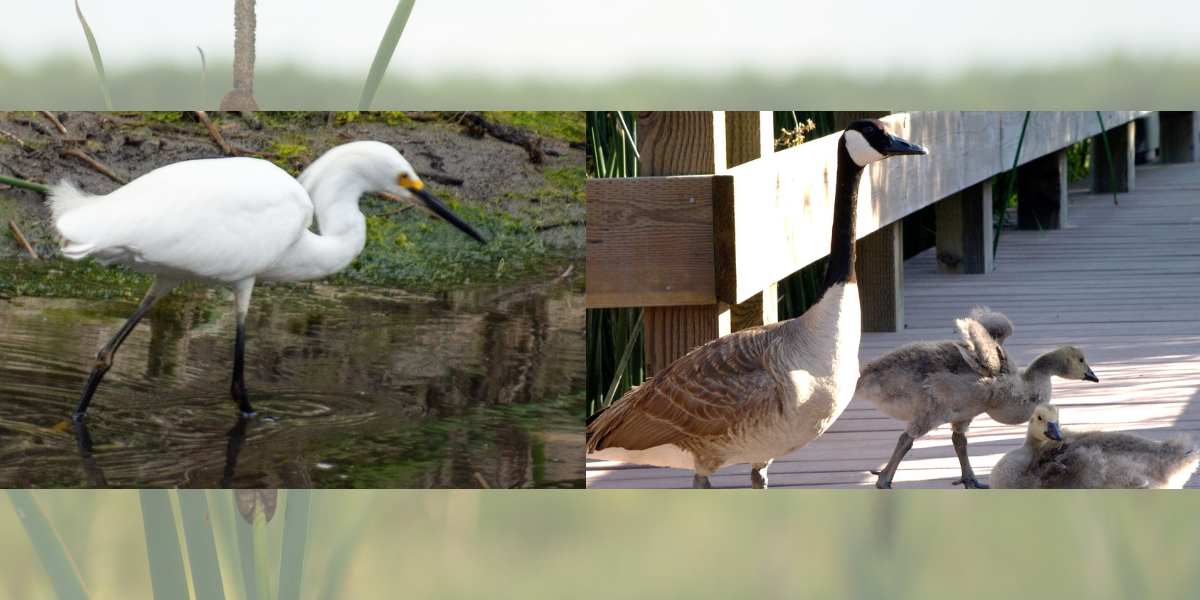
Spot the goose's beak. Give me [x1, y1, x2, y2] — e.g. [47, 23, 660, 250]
[883, 133, 927, 156]
[411, 187, 488, 244]
[1045, 421, 1064, 441]
[1083, 366, 1099, 382]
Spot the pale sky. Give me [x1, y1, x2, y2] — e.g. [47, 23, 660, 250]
[1, 0, 1198, 81]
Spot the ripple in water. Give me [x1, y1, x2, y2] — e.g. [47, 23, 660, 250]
[0, 281, 584, 488]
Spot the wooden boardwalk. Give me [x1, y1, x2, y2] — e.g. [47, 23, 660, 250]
[587, 160, 1200, 489]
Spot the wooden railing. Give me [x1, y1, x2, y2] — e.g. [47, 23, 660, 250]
[586, 111, 1199, 375]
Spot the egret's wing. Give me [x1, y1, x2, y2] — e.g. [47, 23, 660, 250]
[55, 158, 312, 283]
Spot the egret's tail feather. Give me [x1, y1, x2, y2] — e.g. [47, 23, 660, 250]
[47, 180, 96, 221]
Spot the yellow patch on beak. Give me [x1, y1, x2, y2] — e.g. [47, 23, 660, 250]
[398, 174, 424, 190]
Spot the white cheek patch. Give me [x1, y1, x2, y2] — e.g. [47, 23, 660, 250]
[844, 130, 886, 167]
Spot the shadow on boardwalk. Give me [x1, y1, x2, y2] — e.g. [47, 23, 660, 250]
[588, 160, 1200, 489]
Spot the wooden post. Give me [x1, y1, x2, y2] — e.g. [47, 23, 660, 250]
[638, 111, 726, 376]
[856, 221, 904, 332]
[1134, 113, 1160, 164]
[1017, 149, 1068, 230]
[935, 180, 993, 274]
[1092, 121, 1135, 193]
[724, 112, 778, 333]
[1160, 111, 1199, 163]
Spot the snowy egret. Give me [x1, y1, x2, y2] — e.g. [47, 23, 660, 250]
[51, 140, 486, 420]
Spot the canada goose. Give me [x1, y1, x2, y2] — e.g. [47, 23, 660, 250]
[857, 320, 1099, 489]
[586, 119, 927, 489]
[991, 404, 1200, 489]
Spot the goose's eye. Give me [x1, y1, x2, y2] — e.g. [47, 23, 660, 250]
[1037, 416, 1043, 421]
[1078, 358, 1084, 363]
[864, 126, 875, 133]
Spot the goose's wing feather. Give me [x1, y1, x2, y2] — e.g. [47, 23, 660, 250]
[53, 158, 312, 283]
[587, 324, 781, 452]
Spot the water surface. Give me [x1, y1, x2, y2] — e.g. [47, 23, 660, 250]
[0, 278, 584, 488]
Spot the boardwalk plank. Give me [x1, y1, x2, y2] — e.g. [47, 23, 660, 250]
[588, 162, 1200, 489]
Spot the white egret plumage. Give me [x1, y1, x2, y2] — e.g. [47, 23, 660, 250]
[50, 140, 486, 420]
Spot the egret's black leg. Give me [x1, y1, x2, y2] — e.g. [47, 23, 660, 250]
[72, 277, 178, 420]
[73, 417, 109, 488]
[221, 416, 249, 488]
[230, 313, 254, 414]
[874, 432, 915, 489]
[230, 278, 256, 416]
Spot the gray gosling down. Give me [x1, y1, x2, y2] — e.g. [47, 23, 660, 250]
[856, 309, 1099, 489]
[586, 119, 927, 489]
[991, 404, 1200, 489]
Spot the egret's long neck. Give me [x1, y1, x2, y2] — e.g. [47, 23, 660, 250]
[267, 167, 371, 282]
[820, 140, 863, 295]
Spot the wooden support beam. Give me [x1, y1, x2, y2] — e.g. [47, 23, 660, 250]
[1135, 114, 1160, 165]
[935, 180, 993, 274]
[856, 221, 903, 333]
[644, 304, 722, 376]
[636, 111, 728, 376]
[725, 111, 774, 168]
[1160, 111, 1199, 163]
[1018, 149, 1068, 230]
[1092, 121, 1135, 194]
[723, 112, 777, 333]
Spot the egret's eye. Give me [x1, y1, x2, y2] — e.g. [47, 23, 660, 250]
[397, 174, 423, 190]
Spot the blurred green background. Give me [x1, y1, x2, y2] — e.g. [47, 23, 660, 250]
[5, 58, 1200, 108]
[4, 490, 1200, 599]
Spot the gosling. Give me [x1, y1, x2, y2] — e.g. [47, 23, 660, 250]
[991, 404, 1200, 489]
[856, 310, 1098, 489]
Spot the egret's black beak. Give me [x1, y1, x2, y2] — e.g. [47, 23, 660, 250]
[412, 188, 488, 244]
[1083, 366, 1099, 383]
[884, 133, 927, 156]
[1045, 421, 1064, 441]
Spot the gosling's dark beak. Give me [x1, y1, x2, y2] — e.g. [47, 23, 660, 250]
[412, 188, 488, 244]
[1045, 421, 1064, 441]
[883, 133, 927, 156]
[1083, 366, 1099, 383]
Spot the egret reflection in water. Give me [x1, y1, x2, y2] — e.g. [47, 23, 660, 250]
[0, 277, 584, 488]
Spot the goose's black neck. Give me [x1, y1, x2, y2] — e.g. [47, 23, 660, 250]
[818, 138, 863, 296]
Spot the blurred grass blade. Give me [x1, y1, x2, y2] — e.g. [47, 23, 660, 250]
[1096, 111, 1120, 205]
[0, 174, 51, 194]
[603, 309, 643, 407]
[233, 495, 259, 600]
[177, 490, 226, 600]
[277, 490, 312, 600]
[139, 490, 190, 600]
[197, 47, 210, 111]
[253, 513, 270, 600]
[6, 490, 92, 600]
[993, 111, 1031, 259]
[74, 0, 112, 111]
[358, 0, 417, 109]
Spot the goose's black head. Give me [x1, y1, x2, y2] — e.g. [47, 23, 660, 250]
[841, 119, 927, 167]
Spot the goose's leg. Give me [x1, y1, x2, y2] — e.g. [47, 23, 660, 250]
[950, 420, 988, 489]
[72, 276, 179, 420]
[693, 456, 720, 489]
[750, 459, 773, 489]
[230, 278, 256, 416]
[874, 432, 915, 489]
